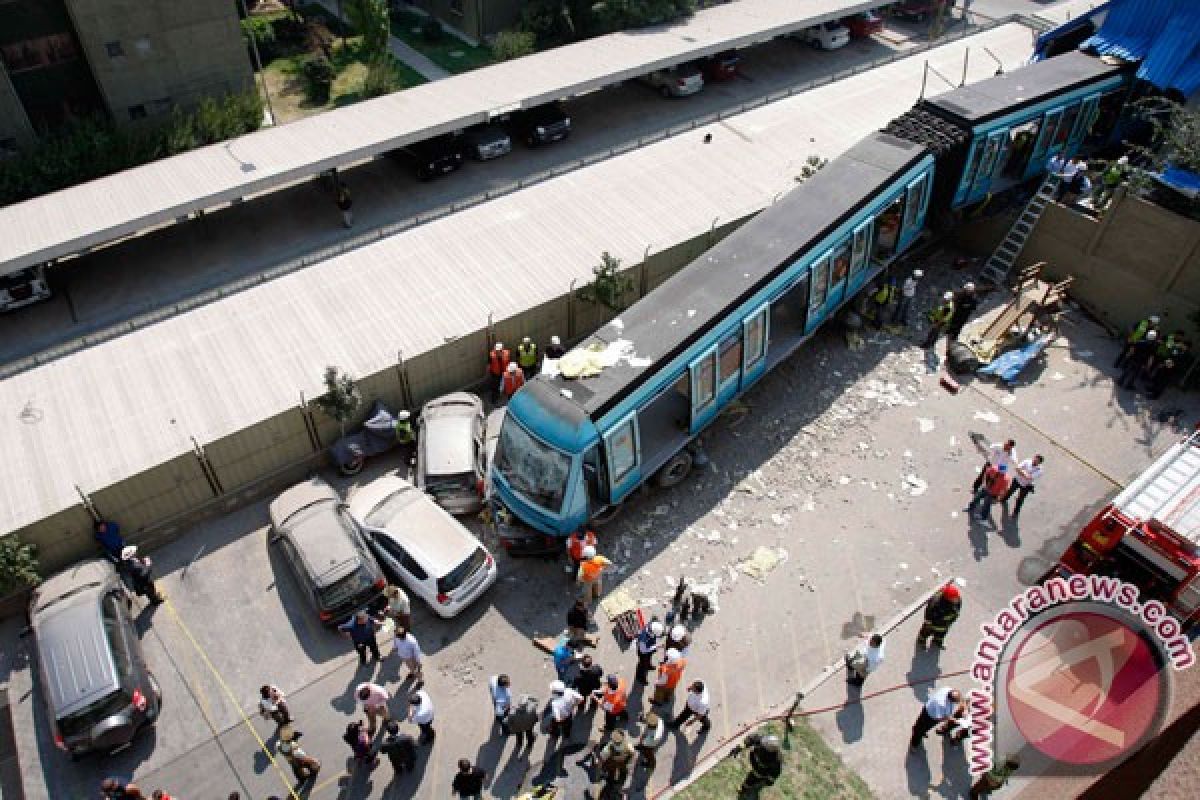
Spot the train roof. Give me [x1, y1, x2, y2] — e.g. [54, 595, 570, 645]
[539, 131, 928, 420]
[922, 50, 1128, 126]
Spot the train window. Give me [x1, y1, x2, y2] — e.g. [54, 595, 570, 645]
[1054, 103, 1080, 146]
[904, 178, 926, 229]
[830, 241, 851, 285]
[605, 416, 639, 485]
[809, 256, 829, 311]
[1085, 90, 1123, 145]
[743, 306, 768, 368]
[1033, 109, 1062, 160]
[962, 141, 986, 189]
[850, 222, 870, 278]
[874, 198, 903, 259]
[691, 350, 716, 411]
[718, 332, 742, 386]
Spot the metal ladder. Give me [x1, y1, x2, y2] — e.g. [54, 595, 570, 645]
[980, 172, 1061, 286]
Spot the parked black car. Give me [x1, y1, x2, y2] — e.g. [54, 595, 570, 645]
[268, 476, 387, 624]
[391, 134, 466, 180]
[28, 559, 161, 758]
[509, 103, 572, 147]
[463, 123, 513, 161]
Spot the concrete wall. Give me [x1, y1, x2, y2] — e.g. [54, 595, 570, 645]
[1, 213, 753, 578]
[64, 0, 252, 126]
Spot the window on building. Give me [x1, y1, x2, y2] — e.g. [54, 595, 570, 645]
[128, 104, 147, 120]
[134, 36, 152, 56]
[105, 41, 124, 58]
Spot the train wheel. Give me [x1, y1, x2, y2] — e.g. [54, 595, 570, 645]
[655, 450, 694, 489]
[592, 502, 624, 526]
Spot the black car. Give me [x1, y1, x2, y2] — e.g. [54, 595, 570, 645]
[28, 560, 161, 758]
[392, 134, 466, 180]
[268, 477, 387, 624]
[509, 103, 572, 147]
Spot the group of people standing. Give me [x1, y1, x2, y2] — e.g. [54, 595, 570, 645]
[1115, 313, 1190, 398]
[487, 335, 567, 403]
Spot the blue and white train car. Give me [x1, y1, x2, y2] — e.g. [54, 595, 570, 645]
[490, 133, 935, 536]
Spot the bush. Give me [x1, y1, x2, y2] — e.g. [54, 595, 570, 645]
[0, 537, 39, 596]
[303, 54, 336, 103]
[492, 29, 536, 61]
[272, 16, 311, 55]
[241, 16, 278, 63]
[420, 14, 443, 42]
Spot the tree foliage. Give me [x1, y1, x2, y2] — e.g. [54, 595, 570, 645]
[345, 0, 390, 60]
[0, 537, 39, 596]
[314, 366, 362, 433]
[577, 251, 633, 310]
[492, 30, 536, 62]
[0, 91, 263, 207]
[1126, 97, 1200, 176]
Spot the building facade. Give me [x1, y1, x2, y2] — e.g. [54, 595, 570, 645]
[0, 0, 252, 153]
[408, 0, 525, 42]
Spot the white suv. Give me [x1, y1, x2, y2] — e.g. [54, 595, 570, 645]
[641, 64, 705, 97]
[800, 21, 850, 51]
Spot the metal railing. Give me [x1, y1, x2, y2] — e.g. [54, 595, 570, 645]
[0, 13, 1021, 382]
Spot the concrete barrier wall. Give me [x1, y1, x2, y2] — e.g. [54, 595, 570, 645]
[956, 192, 1200, 334]
[3, 213, 754, 579]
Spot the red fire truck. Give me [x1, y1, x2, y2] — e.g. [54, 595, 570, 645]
[1045, 431, 1200, 631]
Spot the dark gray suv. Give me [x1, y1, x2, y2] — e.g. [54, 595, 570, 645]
[29, 559, 161, 758]
[269, 476, 387, 624]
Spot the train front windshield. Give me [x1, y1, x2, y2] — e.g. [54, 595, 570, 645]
[493, 414, 572, 514]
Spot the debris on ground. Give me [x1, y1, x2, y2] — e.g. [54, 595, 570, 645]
[737, 546, 790, 581]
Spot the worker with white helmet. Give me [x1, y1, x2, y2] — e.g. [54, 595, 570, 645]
[923, 290, 956, 349]
[652, 648, 688, 706]
[576, 544, 611, 606]
[945, 282, 979, 344]
[517, 336, 539, 380]
[394, 409, 414, 446]
[545, 334, 566, 361]
[1115, 312, 1161, 368]
[662, 624, 691, 664]
[892, 269, 924, 328]
[635, 619, 665, 684]
[501, 360, 525, 402]
[487, 341, 511, 403]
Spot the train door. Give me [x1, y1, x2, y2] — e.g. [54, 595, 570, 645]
[604, 412, 642, 503]
[715, 329, 742, 406]
[824, 239, 852, 313]
[845, 220, 873, 296]
[898, 173, 930, 251]
[804, 253, 831, 335]
[1048, 101, 1081, 161]
[872, 196, 905, 263]
[688, 346, 719, 434]
[1068, 94, 1100, 152]
[968, 130, 1008, 201]
[741, 303, 770, 388]
[1030, 108, 1063, 169]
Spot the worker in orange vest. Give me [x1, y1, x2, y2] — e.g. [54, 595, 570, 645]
[488, 342, 511, 403]
[577, 545, 611, 605]
[501, 362, 525, 402]
[595, 674, 629, 731]
[652, 649, 686, 706]
[567, 529, 598, 575]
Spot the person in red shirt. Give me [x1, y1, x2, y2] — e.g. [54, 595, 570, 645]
[968, 463, 1010, 522]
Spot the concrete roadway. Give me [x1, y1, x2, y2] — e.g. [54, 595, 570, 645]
[0, 17, 960, 369]
[5, 250, 1197, 799]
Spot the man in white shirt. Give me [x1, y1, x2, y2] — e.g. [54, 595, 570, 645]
[356, 682, 390, 736]
[1005, 454, 1043, 520]
[392, 627, 424, 690]
[845, 633, 886, 687]
[635, 711, 668, 780]
[973, 439, 1017, 493]
[408, 689, 436, 744]
[891, 270, 923, 328]
[488, 674, 513, 736]
[909, 687, 965, 749]
[670, 680, 712, 734]
[548, 680, 583, 739]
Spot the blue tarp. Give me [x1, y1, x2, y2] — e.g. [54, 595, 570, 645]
[978, 335, 1053, 385]
[1082, 0, 1200, 96]
[1158, 166, 1200, 199]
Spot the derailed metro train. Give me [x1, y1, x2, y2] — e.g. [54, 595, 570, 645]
[490, 50, 1136, 539]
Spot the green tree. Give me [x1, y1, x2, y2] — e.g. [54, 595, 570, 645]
[345, 0, 390, 58]
[314, 366, 361, 435]
[577, 251, 633, 310]
[0, 537, 39, 596]
[492, 30, 536, 61]
[1127, 97, 1200, 177]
